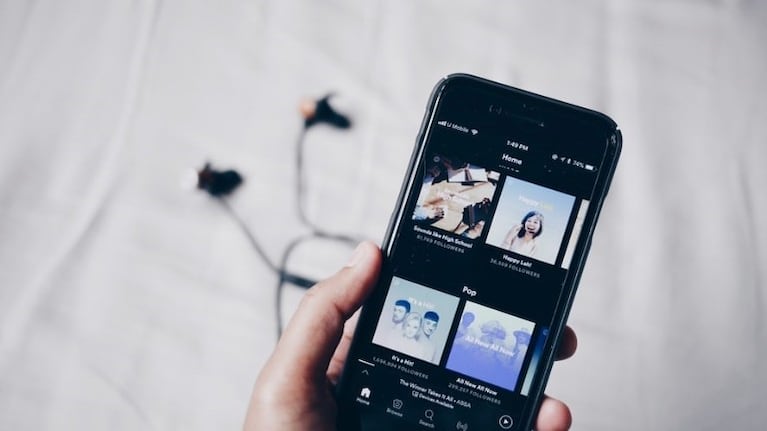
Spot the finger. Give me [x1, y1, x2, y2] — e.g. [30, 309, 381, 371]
[326, 309, 361, 385]
[535, 395, 572, 431]
[555, 326, 577, 361]
[264, 241, 381, 385]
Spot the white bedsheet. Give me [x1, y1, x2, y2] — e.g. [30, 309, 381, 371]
[1, 1, 765, 429]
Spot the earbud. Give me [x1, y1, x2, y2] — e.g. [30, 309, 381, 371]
[196, 162, 243, 197]
[299, 94, 352, 129]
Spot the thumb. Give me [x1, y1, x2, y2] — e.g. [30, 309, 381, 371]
[266, 241, 381, 384]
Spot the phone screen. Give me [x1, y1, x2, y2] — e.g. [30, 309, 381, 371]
[338, 76, 620, 431]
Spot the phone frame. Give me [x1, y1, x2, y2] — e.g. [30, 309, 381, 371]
[337, 73, 622, 431]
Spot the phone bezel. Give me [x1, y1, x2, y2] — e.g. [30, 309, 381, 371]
[337, 73, 622, 431]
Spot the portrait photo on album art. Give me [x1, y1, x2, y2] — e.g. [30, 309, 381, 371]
[372, 277, 460, 365]
[485, 177, 575, 265]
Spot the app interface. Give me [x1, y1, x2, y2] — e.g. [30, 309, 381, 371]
[340, 86, 610, 431]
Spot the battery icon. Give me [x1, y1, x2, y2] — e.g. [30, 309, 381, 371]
[585, 164, 595, 171]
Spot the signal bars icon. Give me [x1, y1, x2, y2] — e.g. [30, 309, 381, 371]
[436, 120, 478, 136]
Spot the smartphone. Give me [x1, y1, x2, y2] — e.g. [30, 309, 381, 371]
[336, 74, 621, 431]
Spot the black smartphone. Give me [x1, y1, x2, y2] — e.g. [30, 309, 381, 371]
[336, 74, 621, 431]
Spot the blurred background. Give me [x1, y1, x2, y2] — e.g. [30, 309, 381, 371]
[1, 0, 765, 430]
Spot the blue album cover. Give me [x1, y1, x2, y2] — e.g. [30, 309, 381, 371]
[446, 301, 536, 391]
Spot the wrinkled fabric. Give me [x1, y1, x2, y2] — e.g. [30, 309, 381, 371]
[0, 1, 765, 430]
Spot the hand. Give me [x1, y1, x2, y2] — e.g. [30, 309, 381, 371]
[244, 241, 578, 431]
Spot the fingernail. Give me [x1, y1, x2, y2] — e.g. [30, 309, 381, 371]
[345, 243, 366, 268]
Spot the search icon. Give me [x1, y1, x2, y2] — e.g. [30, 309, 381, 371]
[424, 409, 434, 421]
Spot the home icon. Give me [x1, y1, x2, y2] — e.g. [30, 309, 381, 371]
[360, 387, 371, 398]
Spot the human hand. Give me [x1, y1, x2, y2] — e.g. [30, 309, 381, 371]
[244, 241, 578, 431]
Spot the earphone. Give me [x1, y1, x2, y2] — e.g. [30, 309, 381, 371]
[194, 94, 359, 339]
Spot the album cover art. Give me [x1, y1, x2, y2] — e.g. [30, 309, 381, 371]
[446, 301, 536, 391]
[486, 177, 575, 265]
[412, 154, 499, 239]
[372, 277, 460, 365]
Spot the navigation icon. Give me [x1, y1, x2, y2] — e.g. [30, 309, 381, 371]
[498, 415, 513, 429]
